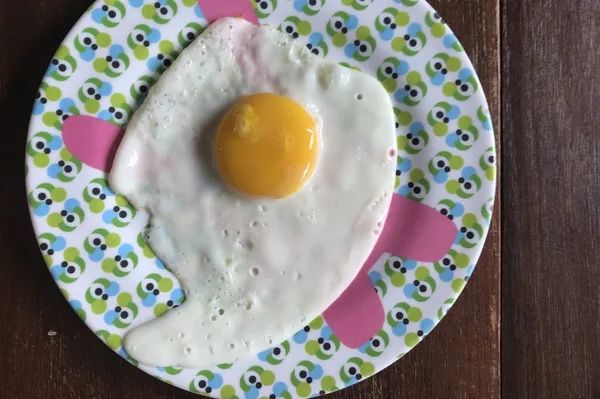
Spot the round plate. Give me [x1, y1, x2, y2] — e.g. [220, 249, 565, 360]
[25, 0, 496, 397]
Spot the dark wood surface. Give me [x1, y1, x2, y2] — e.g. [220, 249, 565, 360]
[501, 1, 600, 398]
[14, 0, 600, 397]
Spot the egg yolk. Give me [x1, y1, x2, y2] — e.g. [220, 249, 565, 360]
[214, 93, 318, 199]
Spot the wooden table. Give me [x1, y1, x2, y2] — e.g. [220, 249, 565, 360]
[1, 0, 598, 398]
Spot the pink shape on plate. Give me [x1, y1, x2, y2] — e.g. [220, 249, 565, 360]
[197, 0, 258, 24]
[324, 193, 457, 348]
[364, 194, 458, 266]
[62, 115, 123, 173]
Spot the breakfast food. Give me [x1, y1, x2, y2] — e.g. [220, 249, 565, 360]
[109, 17, 397, 368]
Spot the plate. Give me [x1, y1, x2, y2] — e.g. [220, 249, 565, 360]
[25, 0, 496, 397]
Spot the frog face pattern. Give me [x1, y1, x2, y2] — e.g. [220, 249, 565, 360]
[293, 0, 325, 16]
[28, 183, 66, 217]
[387, 301, 420, 336]
[290, 360, 334, 397]
[49, 248, 86, 284]
[86, 278, 120, 314]
[443, 68, 479, 101]
[102, 195, 136, 227]
[358, 330, 390, 357]
[257, 340, 291, 365]
[45, 46, 77, 81]
[392, 22, 427, 56]
[82, 178, 115, 214]
[279, 17, 312, 40]
[480, 147, 496, 181]
[375, 7, 409, 41]
[189, 370, 224, 396]
[368, 271, 388, 298]
[397, 122, 429, 155]
[377, 57, 409, 92]
[37, 232, 66, 264]
[435, 198, 465, 221]
[305, 32, 328, 56]
[423, 10, 445, 36]
[454, 213, 484, 249]
[74, 27, 112, 61]
[327, 11, 359, 47]
[403, 266, 437, 302]
[78, 78, 113, 113]
[47, 148, 82, 183]
[84, 228, 121, 262]
[339, 357, 374, 386]
[36, 138, 56, 167]
[101, 243, 139, 277]
[130, 75, 155, 105]
[305, 325, 341, 360]
[42, 98, 80, 130]
[240, 365, 275, 397]
[253, 0, 278, 19]
[98, 93, 132, 126]
[137, 273, 184, 316]
[141, 0, 179, 24]
[33, 83, 62, 115]
[384, 256, 417, 287]
[428, 151, 464, 183]
[445, 116, 479, 150]
[395, 71, 428, 106]
[91, 0, 127, 28]
[47, 198, 85, 232]
[128, 24, 161, 60]
[426, 52, 461, 86]
[435, 248, 470, 282]
[178, 22, 204, 48]
[428, 101, 461, 136]
[389, 302, 434, 347]
[343, 26, 377, 62]
[293, 316, 324, 344]
[398, 168, 430, 201]
[93, 44, 130, 78]
[446, 166, 482, 199]
[104, 292, 139, 328]
[147, 40, 178, 73]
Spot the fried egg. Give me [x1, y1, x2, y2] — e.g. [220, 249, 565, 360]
[109, 18, 396, 368]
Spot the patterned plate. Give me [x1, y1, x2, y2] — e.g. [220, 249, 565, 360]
[25, 0, 496, 397]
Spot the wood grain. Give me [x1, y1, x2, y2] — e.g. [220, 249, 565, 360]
[0, 0, 500, 398]
[501, 1, 600, 398]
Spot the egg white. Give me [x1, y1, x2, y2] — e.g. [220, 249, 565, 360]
[110, 18, 396, 368]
